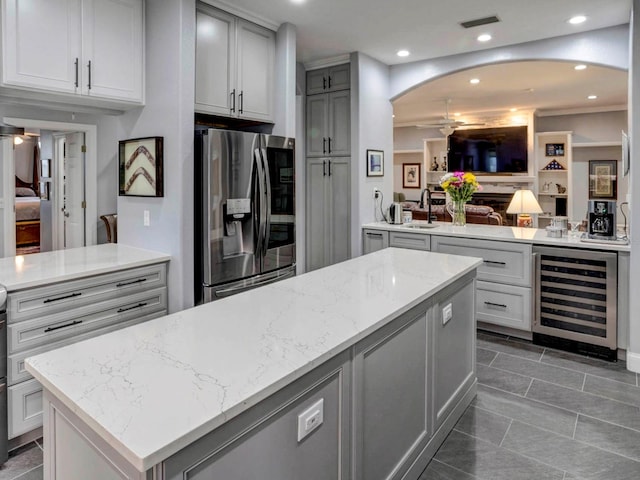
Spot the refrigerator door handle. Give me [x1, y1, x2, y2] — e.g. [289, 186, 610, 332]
[253, 147, 267, 258]
[212, 268, 296, 298]
[202, 132, 213, 280]
[260, 147, 271, 254]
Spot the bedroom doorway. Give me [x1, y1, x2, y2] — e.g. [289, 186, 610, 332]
[1, 117, 97, 258]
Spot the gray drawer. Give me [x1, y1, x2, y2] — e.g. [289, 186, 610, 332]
[389, 232, 430, 251]
[476, 281, 532, 331]
[8, 288, 167, 354]
[8, 263, 167, 323]
[8, 310, 167, 386]
[8, 378, 42, 439]
[432, 236, 531, 287]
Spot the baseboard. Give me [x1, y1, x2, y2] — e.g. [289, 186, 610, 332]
[626, 351, 640, 373]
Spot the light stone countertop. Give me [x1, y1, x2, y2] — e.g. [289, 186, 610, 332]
[0, 244, 171, 291]
[362, 221, 631, 252]
[25, 248, 482, 472]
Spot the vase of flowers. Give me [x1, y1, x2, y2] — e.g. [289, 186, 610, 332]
[439, 171, 481, 226]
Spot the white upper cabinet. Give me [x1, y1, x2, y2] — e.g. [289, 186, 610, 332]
[195, 4, 275, 122]
[1, 0, 144, 105]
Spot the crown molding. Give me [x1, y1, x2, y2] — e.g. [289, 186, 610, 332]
[536, 104, 627, 117]
[304, 54, 351, 71]
[198, 0, 279, 31]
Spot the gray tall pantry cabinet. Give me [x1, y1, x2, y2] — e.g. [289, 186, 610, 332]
[305, 64, 351, 271]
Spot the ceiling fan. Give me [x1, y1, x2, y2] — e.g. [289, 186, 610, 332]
[415, 99, 485, 135]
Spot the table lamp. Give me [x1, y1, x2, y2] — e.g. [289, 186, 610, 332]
[507, 189, 543, 227]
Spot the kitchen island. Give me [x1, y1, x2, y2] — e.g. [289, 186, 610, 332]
[26, 248, 481, 480]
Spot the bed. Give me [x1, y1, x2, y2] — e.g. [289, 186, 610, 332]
[15, 183, 41, 247]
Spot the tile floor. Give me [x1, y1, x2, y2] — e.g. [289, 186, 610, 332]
[2, 331, 639, 479]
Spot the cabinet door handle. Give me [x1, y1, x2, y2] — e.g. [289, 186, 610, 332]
[328, 75, 332, 89]
[238, 91, 244, 114]
[44, 320, 82, 333]
[87, 60, 92, 90]
[328, 137, 332, 153]
[484, 301, 507, 309]
[323, 76, 326, 90]
[230, 89, 236, 113]
[74, 58, 79, 88]
[322, 160, 326, 176]
[328, 159, 332, 176]
[322, 137, 326, 154]
[484, 260, 506, 266]
[43, 292, 82, 304]
[116, 278, 147, 287]
[117, 302, 148, 313]
[366, 232, 383, 237]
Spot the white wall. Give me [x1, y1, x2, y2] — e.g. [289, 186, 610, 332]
[118, 0, 196, 313]
[351, 52, 394, 256]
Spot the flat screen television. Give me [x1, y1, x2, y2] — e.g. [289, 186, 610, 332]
[447, 126, 528, 173]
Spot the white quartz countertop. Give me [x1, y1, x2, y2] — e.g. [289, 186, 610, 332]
[0, 244, 171, 291]
[363, 222, 631, 252]
[26, 248, 482, 472]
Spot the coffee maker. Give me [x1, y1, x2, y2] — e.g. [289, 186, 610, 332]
[587, 200, 617, 241]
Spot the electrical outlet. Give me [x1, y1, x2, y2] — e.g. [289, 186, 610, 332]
[297, 398, 324, 442]
[442, 303, 453, 325]
[373, 187, 381, 199]
[143, 210, 150, 227]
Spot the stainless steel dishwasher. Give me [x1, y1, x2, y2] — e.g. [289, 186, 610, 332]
[0, 285, 7, 463]
[533, 246, 617, 360]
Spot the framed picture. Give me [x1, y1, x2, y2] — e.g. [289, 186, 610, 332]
[545, 143, 565, 156]
[119, 137, 164, 197]
[589, 160, 617, 200]
[402, 163, 421, 189]
[366, 149, 384, 177]
[41, 158, 50, 178]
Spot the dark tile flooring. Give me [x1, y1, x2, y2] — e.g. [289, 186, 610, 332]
[2, 332, 639, 479]
[420, 332, 640, 480]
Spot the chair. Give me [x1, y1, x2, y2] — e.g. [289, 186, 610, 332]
[100, 214, 118, 243]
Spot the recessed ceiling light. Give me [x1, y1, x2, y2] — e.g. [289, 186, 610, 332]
[454, 112, 461, 117]
[587, 95, 598, 100]
[510, 108, 517, 112]
[397, 49, 410, 57]
[574, 64, 587, 70]
[470, 78, 480, 84]
[568, 15, 587, 25]
[290, 0, 306, 3]
[477, 33, 492, 42]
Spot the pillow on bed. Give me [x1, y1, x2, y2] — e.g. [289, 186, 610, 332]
[15, 187, 37, 197]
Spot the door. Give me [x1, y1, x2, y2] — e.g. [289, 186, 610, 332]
[327, 158, 350, 264]
[1, 138, 16, 257]
[306, 158, 328, 271]
[328, 91, 350, 156]
[236, 19, 274, 121]
[306, 95, 328, 157]
[2, 0, 81, 93]
[81, 0, 143, 101]
[195, 5, 235, 115]
[262, 135, 295, 273]
[202, 130, 260, 287]
[63, 132, 86, 248]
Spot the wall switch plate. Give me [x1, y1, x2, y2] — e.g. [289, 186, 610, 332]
[297, 398, 324, 442]
[442, 303, 453, 325]
[143, 210, 150, 227]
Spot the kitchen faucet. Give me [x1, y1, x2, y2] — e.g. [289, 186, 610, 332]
[419, 188, 433, 224]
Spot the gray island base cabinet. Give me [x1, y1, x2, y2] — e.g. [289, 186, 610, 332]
[37, 269, 477, 480]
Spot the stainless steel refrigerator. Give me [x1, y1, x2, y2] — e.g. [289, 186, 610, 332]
[195, 129, 296, 303]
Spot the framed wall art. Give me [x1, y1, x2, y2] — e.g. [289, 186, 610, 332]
[545, 143, 565, 156]
[119, 137, 164, 197]
[402, 163, 421, 189]
[589, 160, 617, 200]
[366, 149, 384, 177]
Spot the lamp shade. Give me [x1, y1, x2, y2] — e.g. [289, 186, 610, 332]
[507, 189, 543, 215]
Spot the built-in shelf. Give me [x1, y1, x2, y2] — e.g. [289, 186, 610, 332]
[539, 169, 567, 173]
[573, 141, 622, 148]
[538, 193, 568, 197]
[394, 149, 422, 154]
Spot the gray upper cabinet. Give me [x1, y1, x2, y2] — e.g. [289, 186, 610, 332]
[306, 64, 350, 95]
[306, 90, 350, 157]
[195, 3, 274, 122]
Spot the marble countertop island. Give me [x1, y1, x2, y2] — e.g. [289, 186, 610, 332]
[26, 248, 482, 472]
[363, 221, 631, 252]
[0, 244, 171, 291]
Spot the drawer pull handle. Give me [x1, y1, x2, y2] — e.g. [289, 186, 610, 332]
[116, 278, 147, 287]
[484, 301, 507, 309]
[484, 260, 506, 266]
[366, 232, 382, 237]
[117, 302, 147, 313]
[43, 292, 82, 304]
[44, 320, 82, 333]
